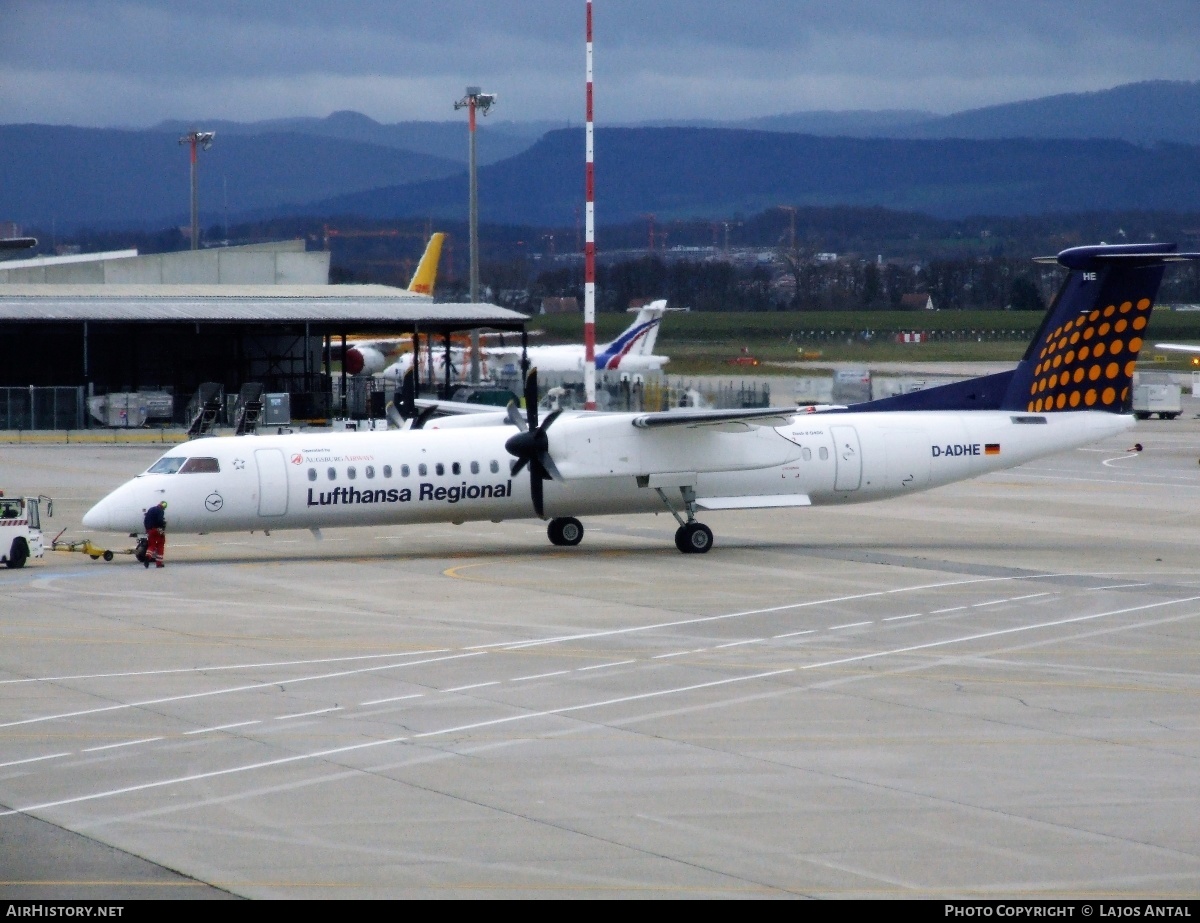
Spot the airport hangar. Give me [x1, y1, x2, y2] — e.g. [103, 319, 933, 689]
[0, 243, 530, 426]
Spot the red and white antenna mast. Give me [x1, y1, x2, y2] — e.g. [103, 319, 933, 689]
[583, 0, 597, 410]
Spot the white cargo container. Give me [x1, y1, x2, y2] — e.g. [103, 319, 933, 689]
[1132, 382, 1182, 420]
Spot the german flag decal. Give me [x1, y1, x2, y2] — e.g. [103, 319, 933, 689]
[985, 443, 1001, 455]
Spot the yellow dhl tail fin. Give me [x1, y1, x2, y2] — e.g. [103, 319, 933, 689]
[407, 232, 445, 295]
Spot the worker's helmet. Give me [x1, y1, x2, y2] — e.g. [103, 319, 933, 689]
[160, 501, 168, 508]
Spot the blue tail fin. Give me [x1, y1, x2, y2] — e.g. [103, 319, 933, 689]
[861, 243, 1198, 413]
[596, 301, 666, 370]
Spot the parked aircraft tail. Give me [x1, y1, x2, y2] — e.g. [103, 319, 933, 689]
[407, 232, 445, 296]
[597, 300, 667, 369]
[863, 243, 1200, 414]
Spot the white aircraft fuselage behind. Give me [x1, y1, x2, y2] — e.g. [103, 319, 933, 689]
[82, 409, 1129, 535]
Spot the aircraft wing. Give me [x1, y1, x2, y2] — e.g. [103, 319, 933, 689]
[414, 397, 510, 416]
[631, 407, 797, 429]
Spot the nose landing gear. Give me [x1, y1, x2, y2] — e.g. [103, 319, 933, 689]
[547, 517, 584, 547]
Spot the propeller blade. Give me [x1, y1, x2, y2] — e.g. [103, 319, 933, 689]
[411, 404, 438, 431]
[530, 468, 545, 519]
[504, 371, 557, 519]
[524, 368, 539, 432]
[400, 368, 417, 419]
[505, 401, 527, 431]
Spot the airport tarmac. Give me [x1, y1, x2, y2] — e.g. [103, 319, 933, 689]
[2, 406, 1200, 899]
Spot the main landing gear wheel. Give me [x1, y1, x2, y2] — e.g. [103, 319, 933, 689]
[548, 517, 584, 547]
[674, 522, 713, 554]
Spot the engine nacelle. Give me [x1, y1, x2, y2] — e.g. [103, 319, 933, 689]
[345, 346, 387, 377]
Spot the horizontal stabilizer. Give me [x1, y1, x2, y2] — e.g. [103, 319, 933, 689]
[697, 495, 812, 510]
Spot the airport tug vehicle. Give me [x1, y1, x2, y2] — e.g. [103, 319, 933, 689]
[0, 492, 52, 569]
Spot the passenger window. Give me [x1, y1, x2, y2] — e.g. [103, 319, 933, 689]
[490, 460, 499, 474]
[819, 447, 829, 461]
[327, 467, 337, 480]
[384, 465, 393, 478]
[307, 468, 317, 482]
[470, 461, 480, 475]
[451, 462, 461, 476]
[347, 466, 357, 480]
[802, 448, 812, 461]
[147, 457, 186, 474]
[365, 465, 375, 479]
[179, 457, 220, 474]
[418, 463, 427, 477]
[435, 463, 445, 476]
[400, 465, 409, 478]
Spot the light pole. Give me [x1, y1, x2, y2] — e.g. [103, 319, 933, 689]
[454, 87, 496, 384]
[178, 131, 215, 250]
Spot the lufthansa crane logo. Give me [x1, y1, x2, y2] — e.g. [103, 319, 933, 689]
[205, 492, 224, 512]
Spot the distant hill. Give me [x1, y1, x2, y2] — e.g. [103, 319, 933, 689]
[889, 80, 1200, 145]
[8, 81, 1200, 231]
[152, 112, 557, 166]
[294, 127, 1200, 224]
[0, 124, 464, 230]
[631, 110, 936, 136]
[630, 81, 1200, 145]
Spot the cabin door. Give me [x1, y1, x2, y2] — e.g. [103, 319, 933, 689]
[830, 425, 862, 491]
[255, 449, 289, 517]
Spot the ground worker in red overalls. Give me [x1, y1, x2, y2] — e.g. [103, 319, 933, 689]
[143, 500, 167, 569]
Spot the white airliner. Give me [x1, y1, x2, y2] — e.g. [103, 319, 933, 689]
[83, 244, 1198, 555]
[362, 301, 672, 381]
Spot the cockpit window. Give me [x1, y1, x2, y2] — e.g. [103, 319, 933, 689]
[147, 457, 186, 474]
[179, 457, 220, 474]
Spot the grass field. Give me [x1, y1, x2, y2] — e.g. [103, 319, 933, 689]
[527, 309, 1200, 374]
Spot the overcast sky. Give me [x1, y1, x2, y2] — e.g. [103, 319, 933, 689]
[3, 1, 1199, 127]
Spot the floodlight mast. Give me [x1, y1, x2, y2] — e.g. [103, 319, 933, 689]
[455, 87, 496, 384]
[178, 130, 215, 251]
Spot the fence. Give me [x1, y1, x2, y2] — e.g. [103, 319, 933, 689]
[0, 387, 85, 430]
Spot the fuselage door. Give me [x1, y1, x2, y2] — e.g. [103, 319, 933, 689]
[830, 425, 862, 491]
[254, 449, 289, 517]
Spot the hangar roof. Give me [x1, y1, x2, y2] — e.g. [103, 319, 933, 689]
[0, 284, 528, 331]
